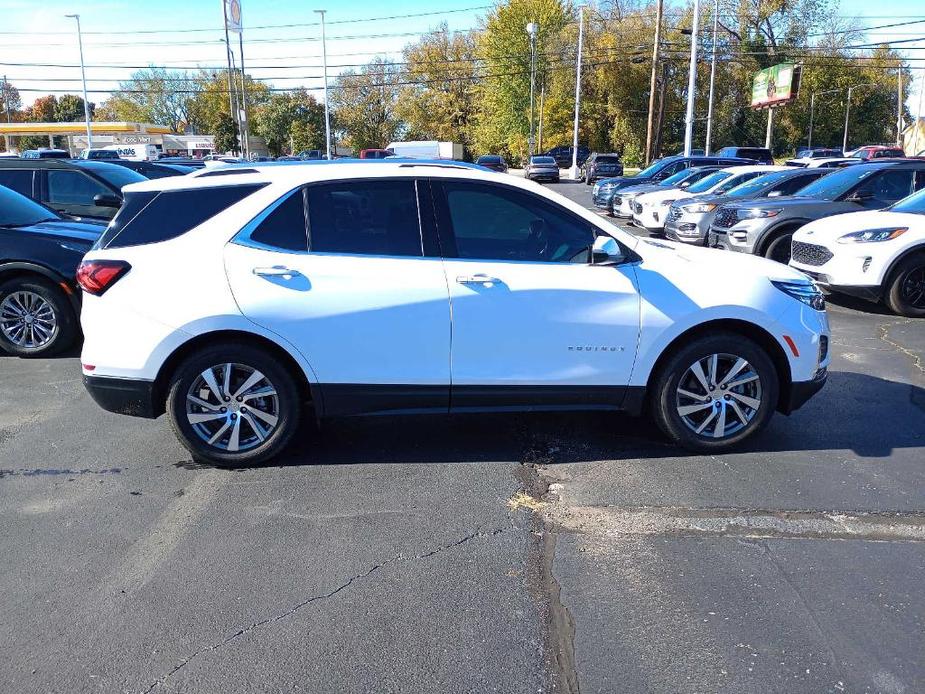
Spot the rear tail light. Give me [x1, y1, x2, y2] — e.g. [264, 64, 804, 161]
[76, 260, 131, 296]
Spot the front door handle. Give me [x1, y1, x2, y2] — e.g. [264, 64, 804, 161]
[456, 274, 502, 285]
[253, 266, 301, 278]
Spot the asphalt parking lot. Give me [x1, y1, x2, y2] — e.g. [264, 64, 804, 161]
[2, 178, 925, 693]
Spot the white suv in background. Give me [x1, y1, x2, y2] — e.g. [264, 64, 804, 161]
[632, 166, 783, 234]
[78, 162, 830, 466]
[790, 187, 925, 316]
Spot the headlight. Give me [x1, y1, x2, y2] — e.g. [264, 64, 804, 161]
[837, 227, 908, 244]
[682, 202, 717, 213]
[737, 208, 782, 220]
[771, 280, 825, 311]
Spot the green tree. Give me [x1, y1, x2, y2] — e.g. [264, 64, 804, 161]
[213, 112, 239, 154]
[396, 26, 479, 152]
[331, 59, 402, 152]
[54, 94, 93, 122]
[252, 89, 325, 156]
[473, 0, 572, 163]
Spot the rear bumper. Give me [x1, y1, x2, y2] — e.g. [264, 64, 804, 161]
[780, 368, 828, 415]
[83, 374, 159, 419]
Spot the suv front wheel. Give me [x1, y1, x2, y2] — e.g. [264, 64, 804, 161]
[650, 333, 779, 451]
[166, 344, 301, 466]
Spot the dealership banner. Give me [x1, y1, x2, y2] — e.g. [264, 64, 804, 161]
[224, 0, 242, 33]
[751, 63, 799, 108]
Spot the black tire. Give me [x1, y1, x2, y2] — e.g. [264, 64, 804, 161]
[0, 276, 78, 357]
[166, 343, 301, 466]
[762, 231, 793, 264]
[884, 252, 925, 318]
[650, 332, 779, 452]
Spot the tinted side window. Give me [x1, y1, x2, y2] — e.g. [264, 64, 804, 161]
[250, 189, 308, 252]
[855, 170, 915, 201]
[440, 182, 594, 263]
[47, 170, 109, 204]
[0, 169, 34, 196]
[307, 180, 422, 257]
[102, 184, 264, 249]
[776, 173, 821, 196]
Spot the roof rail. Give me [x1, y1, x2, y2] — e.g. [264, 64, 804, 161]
[197, 168, 261, 177]
[397, 162, 480, 171]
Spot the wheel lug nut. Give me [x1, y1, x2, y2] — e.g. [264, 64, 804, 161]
[220, 407, 227, 413]
[241, 407, 247, 413]
[230, 413, 237, 420]
[236, 396, 243, 402]
[724, 395, 730, 401]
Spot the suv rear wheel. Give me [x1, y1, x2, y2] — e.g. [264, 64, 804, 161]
[650, 333, 779, 452]
[0, 277, 78, 357]
[884, 252, 925, 318]
[166, 344, 301, 466]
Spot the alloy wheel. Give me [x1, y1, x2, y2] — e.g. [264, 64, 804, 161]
[675, 353, 762, 439]
[900, 265, 925, 309]
[0, 291, 58, 351]
[185, 363, 280, 452]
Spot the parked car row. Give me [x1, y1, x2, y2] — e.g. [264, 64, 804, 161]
[592, 153, 925, 317]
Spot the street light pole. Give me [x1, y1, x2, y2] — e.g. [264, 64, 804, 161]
[682, 0, 701, 156]
[897, 63, 904, 146]
[526, 22, 538, 159]
[569, 6, 584, 179]
[64, 14, 92, 151]
[704, 0, 719, 155]
[316, 9, 332, 160]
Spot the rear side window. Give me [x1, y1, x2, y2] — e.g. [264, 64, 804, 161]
[306, 180, 423, 257]
[249, 189, 308, 252]
[99, 184, 264, 249]
[0, 169, 34, 196]
[47, 170, 109, 204]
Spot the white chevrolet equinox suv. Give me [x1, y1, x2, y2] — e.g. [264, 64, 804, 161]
[78, 161, 830, 465]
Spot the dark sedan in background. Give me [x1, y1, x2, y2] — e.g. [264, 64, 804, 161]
[582, 153, 623, 184]
[108, 160, 195, 179]
[0, 185, 104, 357]
[475, 154, 509, 173]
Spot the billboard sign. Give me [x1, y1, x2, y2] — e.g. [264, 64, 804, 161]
[751, 63, 799, 109]
[224, 0, 242, 33]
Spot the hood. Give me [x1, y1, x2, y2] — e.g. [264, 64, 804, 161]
[14, 219, 105, 244]
[794, 210, 925, 243]
[598, 175, 654, 190]
[640, 237, 808, 283]
[619, 183, 669, 196]
[638, 188, 695, 205]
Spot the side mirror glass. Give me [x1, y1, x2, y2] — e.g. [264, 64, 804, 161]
[591, 236, 625, 265]
[93, 193, 122, 208]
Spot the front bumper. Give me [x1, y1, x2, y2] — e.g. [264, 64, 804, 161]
[780, 368, 828, 415]
[83, 374, 160, 419]
[664, 212, 710, 245]
[789, 240, 893, 291]
[791, 269, 883, 301]
[633, 204, 667, 232]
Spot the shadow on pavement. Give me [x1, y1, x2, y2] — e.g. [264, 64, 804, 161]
[175, 370, 925, 471]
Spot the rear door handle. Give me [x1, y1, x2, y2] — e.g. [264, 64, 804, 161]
[253, 266, 301, 278]
[456, 274, 502, 285]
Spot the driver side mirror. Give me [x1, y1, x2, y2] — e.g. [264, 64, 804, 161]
[591, 236, 625, 265]
[93, 193, 122, 208]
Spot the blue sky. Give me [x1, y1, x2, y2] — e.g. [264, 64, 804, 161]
[1, 0, 923, 120]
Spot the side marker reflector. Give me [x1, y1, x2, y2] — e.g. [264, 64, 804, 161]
[783, 335, 800, 358]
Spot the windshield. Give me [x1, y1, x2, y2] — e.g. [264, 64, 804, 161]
[75, 161, 148, 188]
[889, 187, 925, 214]
[0, 184, 59, 226]
[635, 157, 675, 178]
[686, 171, 732, 193]
[661, 169, 697, 186]
[724, 171, 790, 198]
[793, 165, 880, 200]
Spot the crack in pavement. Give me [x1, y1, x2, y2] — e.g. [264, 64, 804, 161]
[878, 318, 925, 377]
[142, 526, 508, 693]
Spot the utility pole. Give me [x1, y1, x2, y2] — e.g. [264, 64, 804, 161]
[569, 6, 585, 179]
[897, 64, 903, 147]
[682, 0, 701, 156]
[221, 0, 239, 155]
[704, 0, 719, 155]
[538, 83, 545, 152]
[915, 71, 925, 155]
[64, 14, 92, 151]
[807, 88, 841, 150]
[644, 0, 664, 164]
[843, 84, 873, 153]
[527, 22, 538, 158]
[316, 9, 332, 160]
[238, 31, 250, 159]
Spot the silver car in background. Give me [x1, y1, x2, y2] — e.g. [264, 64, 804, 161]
[664, 168, 829, 246]
[524, 155, 560, 183]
